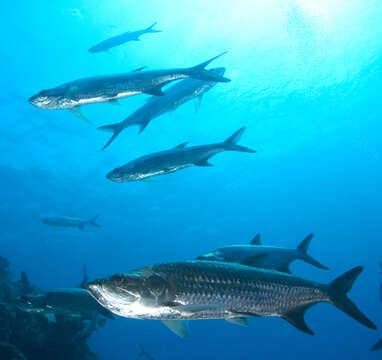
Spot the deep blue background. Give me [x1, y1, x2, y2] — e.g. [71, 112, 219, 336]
[1, 1, 382, 359]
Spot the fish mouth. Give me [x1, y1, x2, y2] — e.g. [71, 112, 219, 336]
[106, 171, 125, 183]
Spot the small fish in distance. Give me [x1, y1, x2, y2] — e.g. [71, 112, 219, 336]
[106, 127, 255, 183]
[98, 67, 226, 150]
[17, 288, 114, 320]
[198, 233, 328, 274]
[139, 344, 155, 360]
[28, 52, 230, 123]
[89, 22, 161, 53]
[42, 215, 100, 231]
[86, 260, 376, 338]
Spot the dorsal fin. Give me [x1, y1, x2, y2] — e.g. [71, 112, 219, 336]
[130, 66, 147, 72]
[173, 142, 188, 149]
[250, 233, 261, 245]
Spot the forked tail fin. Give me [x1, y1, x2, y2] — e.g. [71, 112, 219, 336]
[187, 52, 231, 83]
[297, 233, 328, 270]
[223, 127, 256, 153]
[328, 266, 376, 330]
[98, 122, 125, 150]
[145, 22, 161, 33]
[89, 215, 100, 228]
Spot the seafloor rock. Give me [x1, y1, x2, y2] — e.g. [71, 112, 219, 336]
[0, 257, 11, 282]
[0, 256, 104, 360]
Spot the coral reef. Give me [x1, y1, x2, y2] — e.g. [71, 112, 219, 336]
[0, 257, 105, 360]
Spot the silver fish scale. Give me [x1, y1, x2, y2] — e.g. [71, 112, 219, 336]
[154, 261, 328, 319]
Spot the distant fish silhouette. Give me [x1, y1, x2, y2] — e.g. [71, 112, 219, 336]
[197, 233, 328, 274]
[139, 344, 154, 360]
[88, 22, 161, 53]
[42, 215, 100, 231]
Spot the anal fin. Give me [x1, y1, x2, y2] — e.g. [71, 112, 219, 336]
[282, 305, 315, 335]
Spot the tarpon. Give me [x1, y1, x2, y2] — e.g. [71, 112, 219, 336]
[89, 22, 161, 53]
[197, 233, 328, 274]
[86, 260, 376, 338]
[17, 288, 114, 320]
[28, 52, 230, 123]
[98, 67, 226, 150]
[106, 127, 255, 183]
[42, 215, 100, 231]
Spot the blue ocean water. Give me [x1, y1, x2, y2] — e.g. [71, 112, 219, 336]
[1, 0, 382, 359]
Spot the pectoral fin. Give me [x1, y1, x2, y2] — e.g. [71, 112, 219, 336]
[69, 107, 91, 124]
[225, 317, 249, 327]
[172, 304, 221, 314]
[67, 86, 79, 100]
[107, 99, 120, 106]
[161, 320, 189, 338]
[139, 178, 158, 183]
[240, 254, 268, 267]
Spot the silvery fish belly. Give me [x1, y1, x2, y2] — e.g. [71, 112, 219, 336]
[87, 260, 376, 338]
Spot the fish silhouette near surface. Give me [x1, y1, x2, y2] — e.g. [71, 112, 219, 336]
[106, 127, 255, 183]
[28, 52, 230, 123]
[88, 22, 161, 53]
[197, 233, 328, 274]
[42, 215, 100, 231]
[98, 67, 226, 150]
[86, 260, 376, 338]
[17, 288, 114, 320]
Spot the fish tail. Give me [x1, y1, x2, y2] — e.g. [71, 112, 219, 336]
[89, 215, 101, 227]
[223, 127, 256, 153]
[98, 122, 126, 150]
[297, 233, 328, 270]
[187, 52, 230, 83]
[145, 22, 161, 33]
[328, 266, 376, 330]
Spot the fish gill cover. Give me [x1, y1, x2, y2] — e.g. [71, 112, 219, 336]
[1, 0, 382, 359]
